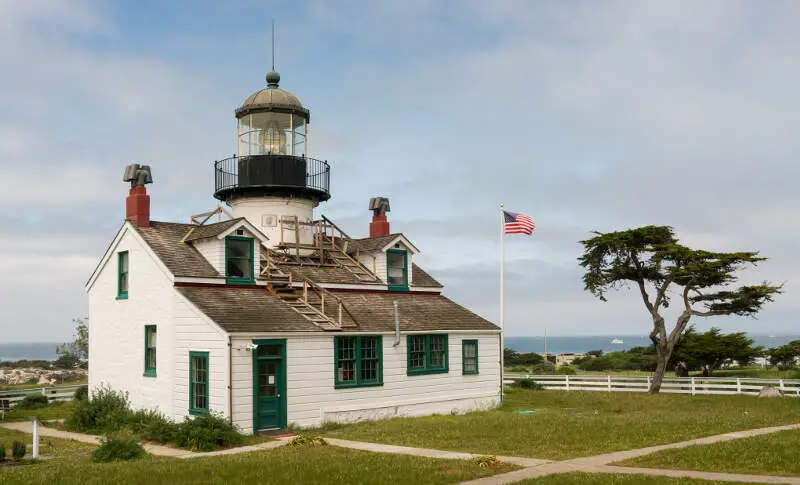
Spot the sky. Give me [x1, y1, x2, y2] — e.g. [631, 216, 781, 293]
[1, 0, 799, 343]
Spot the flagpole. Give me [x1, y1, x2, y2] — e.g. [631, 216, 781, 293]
[499, 203, 505, 401]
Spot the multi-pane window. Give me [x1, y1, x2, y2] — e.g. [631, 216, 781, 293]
[407, 334, 449, 375]
[335, 336, 383, 388]
[189, 352, 209, 414]
[386, 249, 408, 291]
[117, 251, 129, 299]
[462, 340, 479, 375]
[144, 325, 157, 376]
[225, 236, 254, 284]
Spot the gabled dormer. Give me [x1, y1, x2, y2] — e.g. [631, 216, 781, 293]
[350, 233, 420, 291]
[183, 217, 269, 285]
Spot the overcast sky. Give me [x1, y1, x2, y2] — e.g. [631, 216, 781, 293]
[1, 0, 798, 343]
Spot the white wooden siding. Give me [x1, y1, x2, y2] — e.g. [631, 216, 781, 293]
[87, 226, 175, 415]
[356, 241, 414, 285]
[192, 238, 224, 274]
[231, 333, 500, 432]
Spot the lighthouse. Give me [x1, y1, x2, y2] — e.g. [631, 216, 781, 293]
[213, 67, 330, 247]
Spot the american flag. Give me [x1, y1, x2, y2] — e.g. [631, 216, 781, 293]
[503, 210, 535, 235]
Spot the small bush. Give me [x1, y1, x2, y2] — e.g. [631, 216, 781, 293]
[0, 444, 6, 461]
[470, 455, 503, 468]
[530, 362, 555, 375]
[17, 394, 49, 409]
[91, 433, 146, 463]
[557, 365, 577, 375]
[288, 435, 327, 447]
[506, 365, 531, 373]
[128, 409, 176, 443]
[173, 412, 243, 452]
[66, 386, 132, 434]
[512, 378, 544, 390]
[11, 441, 26, 461]
[73, 385, 88, 401]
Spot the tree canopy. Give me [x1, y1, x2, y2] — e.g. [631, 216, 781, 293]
[55, 317, 88, 369]
[767, 340, 800, 367]
[670, 326, 763, 374]
[579, 225, 782, 392]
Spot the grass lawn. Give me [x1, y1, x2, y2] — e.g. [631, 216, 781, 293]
[2, 401, 77, 423]
[0, 444, 517, 485]
[320, 389, 800, 460]
[0, 379, 88, 391]
[0, 427, 95, 458]
[512, 472, 752, 484]
[617, 429, 800, 477]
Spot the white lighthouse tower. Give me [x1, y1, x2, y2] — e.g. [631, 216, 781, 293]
[213, 67, 330, 247]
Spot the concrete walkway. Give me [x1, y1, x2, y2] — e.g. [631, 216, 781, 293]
[0, 421, 289, 459]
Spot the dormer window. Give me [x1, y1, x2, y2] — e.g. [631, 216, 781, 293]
[386, 249, 408, 291]
[225, 236, 254, 285]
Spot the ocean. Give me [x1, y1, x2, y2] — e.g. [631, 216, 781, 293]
[0, 335, 797, 361]
[505, 334, 800, 355]
[0, 342, 60, 362]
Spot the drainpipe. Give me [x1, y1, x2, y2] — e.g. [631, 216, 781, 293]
[227, 336, 233, 425]
[393, 301, 401, 347]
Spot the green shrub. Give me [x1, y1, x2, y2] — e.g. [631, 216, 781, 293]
[506, 365, 531, 373]
[91, 433, 146, 463]
[531, 362, 555, 374]
[173, 412, 243, 452]
[512, 378, 544, 390]
[0, 444, 6, 461]
[11, 441, 26, 461]
[66, 386, 132, 434]
[17, 393, 49, 409]
[557, 365, 577, 375]
[288, 435, 327, 447]
[73, 385, 89, 401]
[128, 409, 176, 443]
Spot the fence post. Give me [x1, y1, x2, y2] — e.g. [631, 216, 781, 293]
[779, 379, 785, 391]
[736, 378, 742, 394]
[691, 377, 696, 396]
[607, 375, 612, 392]
[41, 387, 46, 397]
[31, 417, 39, 459]
[647, 375, 651, 391]
[565, 375, 570, 391]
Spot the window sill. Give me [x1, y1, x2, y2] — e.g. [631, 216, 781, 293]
[462, 371, 479, 376]
[226, 278, 255, 286]
[189, 408, 208, 416]
[388, 285, 409, 292]
[143, 370, 157, 378]
[116, 294, 128, 300]
[407, 368, 449, 376]
[335, 382, 383, 389]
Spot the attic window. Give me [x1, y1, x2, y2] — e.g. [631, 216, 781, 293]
[116, 251, 129, 300]
[225, 236, 254, 285]
[386, 249, 408, 291]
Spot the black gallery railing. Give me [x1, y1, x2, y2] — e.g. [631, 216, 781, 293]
[214, 155, 331, 198]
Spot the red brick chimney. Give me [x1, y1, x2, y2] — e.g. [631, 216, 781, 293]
[368, 197, 391, 237]
[126, 185, 150, 228]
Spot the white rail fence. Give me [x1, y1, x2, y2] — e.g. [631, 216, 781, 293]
[0, 385, 84, 410]
[504, 375, 800, 397]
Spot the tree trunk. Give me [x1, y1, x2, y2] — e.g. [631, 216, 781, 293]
[649, 343, 670, 393]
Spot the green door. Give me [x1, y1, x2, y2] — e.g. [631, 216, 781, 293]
[252, 340, 286, 432]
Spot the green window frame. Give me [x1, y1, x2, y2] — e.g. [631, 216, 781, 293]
[225, 236, 254, 285]
[116, 251, 129, 299]
[144, 325, 157, 377]
[334, 336, 383, 388]
[462, 340, 479, 375]
[189, 351, 209, 415]
[407, 334, 449, 375]
[386, 249, 409, 291]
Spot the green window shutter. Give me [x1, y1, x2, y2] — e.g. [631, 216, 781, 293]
[144, 325, 157, 377]
[117, 251, 129, 299]
[407, 334, 449, 376]
[189, 351, 209, 415]
[335, 336, 383, 388]
[225, 236, 255, 285]
[462, 340, 478, 375]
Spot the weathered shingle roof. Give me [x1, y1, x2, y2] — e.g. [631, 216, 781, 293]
[175, 285, 498, 333]
[412, 264, 442, 288]
[347, 234, 402, 252]
[132, 221, 221, 278]
[183, 218, 244, 242]
[176, 286, 322, 333]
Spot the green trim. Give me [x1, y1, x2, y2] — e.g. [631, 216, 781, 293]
[407, 334, 449, 376]
[117, 251, 129, 299]
[225, 236, 255, 285]
[252, 339, 287, 433]
[334, 336, 383, 389]
[462, 339, 479, 375]
[189, 351, 209, 415]
[143, 325, 157, 377]
[386, 249, 409, 291]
